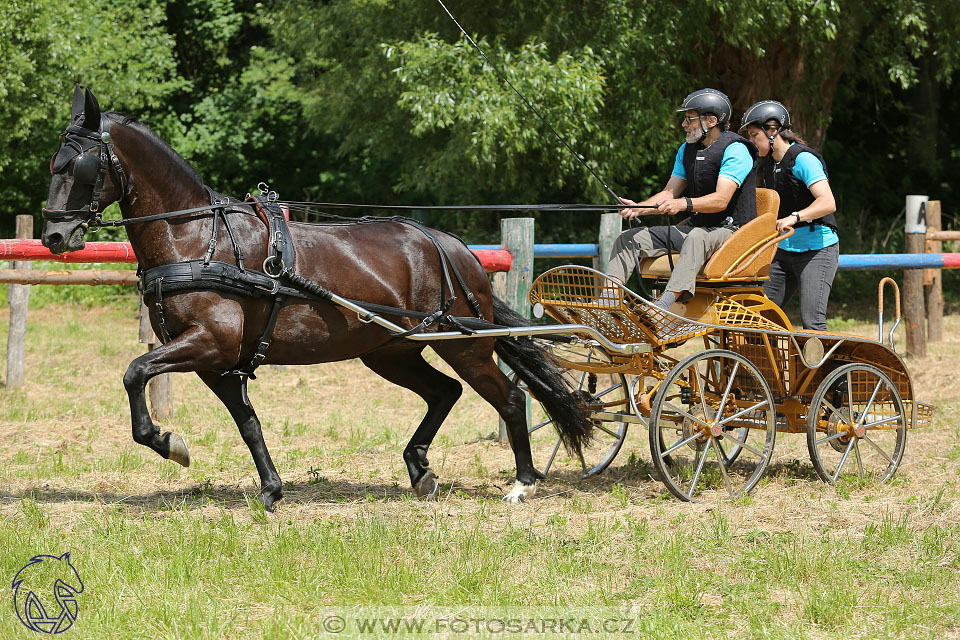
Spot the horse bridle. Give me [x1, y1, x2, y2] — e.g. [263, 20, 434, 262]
[42, 115, 127, 227]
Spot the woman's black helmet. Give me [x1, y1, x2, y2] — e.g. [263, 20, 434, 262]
[676, 88, 732, 125]
[740, 100, 791, 132]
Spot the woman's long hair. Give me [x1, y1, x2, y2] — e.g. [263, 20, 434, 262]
[779, 127, 808, 146]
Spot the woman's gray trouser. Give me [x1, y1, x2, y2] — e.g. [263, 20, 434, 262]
[763, 243, 840, 331]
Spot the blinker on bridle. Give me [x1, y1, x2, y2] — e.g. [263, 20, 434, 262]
[42, 115, 127, 225]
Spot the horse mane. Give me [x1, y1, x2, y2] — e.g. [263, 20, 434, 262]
[105, 111, 203, 183]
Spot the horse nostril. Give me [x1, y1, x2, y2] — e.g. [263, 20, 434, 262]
[43, 232, 63, 249]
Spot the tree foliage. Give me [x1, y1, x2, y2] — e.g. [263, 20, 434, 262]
[0, 0, 957, 252]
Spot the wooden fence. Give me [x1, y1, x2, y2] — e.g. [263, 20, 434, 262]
[3, 203, 955, 424]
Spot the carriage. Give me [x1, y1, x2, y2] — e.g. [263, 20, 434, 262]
[44, 87, 933, 507]
[519, 188, 934, 500]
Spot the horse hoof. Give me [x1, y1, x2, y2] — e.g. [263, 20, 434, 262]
[502, 481, 536, 504]
[414, 470, 439, 501]
[261, 485, 283, 512]
[164, 432, 191, 467]
[261, 494, 281, 513]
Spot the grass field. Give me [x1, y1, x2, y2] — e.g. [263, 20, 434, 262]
[0, 299, 958, 639]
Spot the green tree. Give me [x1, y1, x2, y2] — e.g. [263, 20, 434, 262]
[0, 0, 183, 225]
[271, 0, 958, 244]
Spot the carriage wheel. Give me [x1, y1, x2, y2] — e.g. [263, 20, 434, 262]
[806, 364, 907, 484]
[649, 349, 776, 501]
[514, 338, 630, 478]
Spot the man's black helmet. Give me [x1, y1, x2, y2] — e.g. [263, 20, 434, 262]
[676, 88, 732, 125]
[740, 100, 791, 132]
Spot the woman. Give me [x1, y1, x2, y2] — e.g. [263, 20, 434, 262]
[740, 101, 838, 331]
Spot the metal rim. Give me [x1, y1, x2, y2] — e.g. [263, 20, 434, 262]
[517, 338, 630, 478]
[806, 363, 907, 484]
[648, 349, 777, 501]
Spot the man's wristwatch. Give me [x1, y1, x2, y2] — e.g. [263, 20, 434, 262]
[684, 197, 694, 213]
[792, 211, 802, 223]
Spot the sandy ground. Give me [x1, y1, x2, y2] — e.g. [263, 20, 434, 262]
[0, 305, 957, 539]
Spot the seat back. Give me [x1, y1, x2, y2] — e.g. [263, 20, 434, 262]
[638, 188, 787, 283]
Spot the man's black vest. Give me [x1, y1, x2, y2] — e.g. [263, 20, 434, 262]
[681, 130, 757, 228]
[761, 142, 838, 232]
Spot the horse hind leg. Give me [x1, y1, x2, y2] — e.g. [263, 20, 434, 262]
[360, 349, 462, 500]
[433, 341, 538, 504]
[196, 372, 283, 511]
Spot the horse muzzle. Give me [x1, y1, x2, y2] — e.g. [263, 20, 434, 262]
[41, 213, 89, 255]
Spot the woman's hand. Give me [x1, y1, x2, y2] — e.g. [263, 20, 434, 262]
[776, 214, 798, 233]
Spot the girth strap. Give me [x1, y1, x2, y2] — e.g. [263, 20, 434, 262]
[222, 294, 286, 379]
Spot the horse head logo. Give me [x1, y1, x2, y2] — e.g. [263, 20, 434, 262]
[11, 553, 84, 634]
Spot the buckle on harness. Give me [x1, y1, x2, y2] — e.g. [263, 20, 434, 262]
[262, 255, 285, 279]
[254, 277, 280, 295]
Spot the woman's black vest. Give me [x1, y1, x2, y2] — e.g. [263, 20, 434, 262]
[762, 142, 837, 232]
[681, 130, 757, 228]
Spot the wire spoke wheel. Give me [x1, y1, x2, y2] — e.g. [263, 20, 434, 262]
[649, 349, 776, 501]
[806, 363, 907, 484]
[514, 338, 631, 479]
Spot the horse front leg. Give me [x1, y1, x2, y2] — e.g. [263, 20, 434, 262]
[196, 372, 283, 511]
[121, 326, 229, 467]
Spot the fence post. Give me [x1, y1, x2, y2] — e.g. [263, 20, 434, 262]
[138, 299, 174, 420]
[924, 200, 943, 343]
[904, 195, 927, 358]
[5, 215, 33, 388]
[594, 213, 622, 271]
[495, 217, 534, 442]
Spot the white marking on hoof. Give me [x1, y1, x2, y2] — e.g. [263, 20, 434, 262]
[414, 470, 439, 501]
[502, 481, 536, 504]
[165, 432, 191, 467]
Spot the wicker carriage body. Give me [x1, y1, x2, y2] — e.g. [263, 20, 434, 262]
[529, 265, 931, 433]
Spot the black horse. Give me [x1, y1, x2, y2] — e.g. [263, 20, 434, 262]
[41, 87, 590, 510]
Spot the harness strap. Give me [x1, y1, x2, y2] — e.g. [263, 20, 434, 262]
[221, 206, 245, 271]
[89, 116, 111, 213]
[402, 218, 485, 320]
[203, 208, 220, 265]
[247, 194, 296, 274]
[153, 276, 171, 343]
[357, 216, 485, 321]
[141, 196, 489, 375]
[223, 295, 286, 379]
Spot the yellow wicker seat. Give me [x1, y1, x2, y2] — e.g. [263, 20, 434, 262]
[529, 266, 714, 348]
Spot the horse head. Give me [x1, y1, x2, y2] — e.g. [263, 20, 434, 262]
[42, 86, 128, 254]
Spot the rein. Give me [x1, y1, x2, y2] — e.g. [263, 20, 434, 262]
[54, 200, 655, 229]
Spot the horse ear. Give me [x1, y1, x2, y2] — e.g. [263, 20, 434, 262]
[79, 88, 101, 130]
[60, 552, 71, 562]
[71, 85, 84, 122]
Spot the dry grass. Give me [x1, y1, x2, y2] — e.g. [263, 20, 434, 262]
[0, 303, 958, 638]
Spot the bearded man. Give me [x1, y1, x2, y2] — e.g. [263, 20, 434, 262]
[606, 88, 757, 310]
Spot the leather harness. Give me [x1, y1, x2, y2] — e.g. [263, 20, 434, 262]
[139, 188, 489, 378]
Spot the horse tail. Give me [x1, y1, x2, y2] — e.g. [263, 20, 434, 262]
[492, 297, 593, 457]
